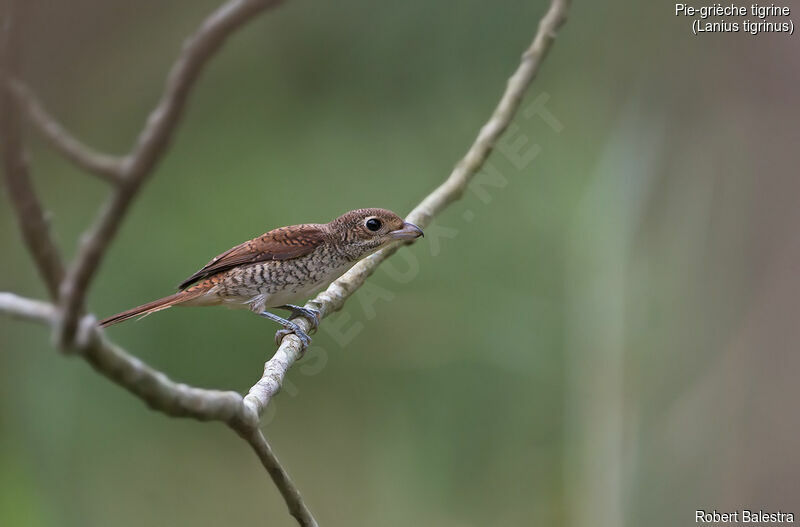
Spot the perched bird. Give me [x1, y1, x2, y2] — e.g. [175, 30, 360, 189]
[100, 208, 423, 347]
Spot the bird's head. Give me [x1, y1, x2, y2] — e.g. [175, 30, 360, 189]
[328, 208, 423, 260]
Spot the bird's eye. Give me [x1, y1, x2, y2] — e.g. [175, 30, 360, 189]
[365, 218, 382, 232]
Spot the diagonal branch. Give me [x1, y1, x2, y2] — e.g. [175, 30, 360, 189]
[123, 0, 285, 182]
[8, 79, 124, 182]
[57, 0, 286, 345]
[244, 0, 572, 418]
[235, 427, 319, 527]
[0, 0, 65, 298]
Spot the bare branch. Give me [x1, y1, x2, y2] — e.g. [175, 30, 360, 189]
[409, 0, 571, 227]
[244, 0, 573, 418]
[0, 292, 317, 527]
[0, 0, 65, 299]
[124, 0, 285, 181]
[0, 291, 56, 322]
[58, 0, 286, 345]
[0, 292, 249, 422]
[8, 80, 123, 182]
[236, 427, 320, 527]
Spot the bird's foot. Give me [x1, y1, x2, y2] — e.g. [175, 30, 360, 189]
[277, 304, 321, 332]
[258, 310, 312, 351]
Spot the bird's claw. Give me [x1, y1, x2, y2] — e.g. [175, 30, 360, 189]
[274, 324, 312, 350]
[278, 304, 321, 332]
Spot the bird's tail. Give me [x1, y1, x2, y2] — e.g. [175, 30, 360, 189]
[99, 288, 208, 328]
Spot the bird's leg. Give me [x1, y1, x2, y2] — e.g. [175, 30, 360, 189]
[258, 310, 312, 349]
[276, 304, 321, 332]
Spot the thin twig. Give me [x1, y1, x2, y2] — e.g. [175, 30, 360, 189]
[8, 79, 123, 182]
[0, 0, 65, 298]
[57, 0, 285, 345]
[244, 0, 573, 418]
[235, 427, 320, 527]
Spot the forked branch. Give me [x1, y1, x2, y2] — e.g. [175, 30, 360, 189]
[0, 1, 570, 525]
[58, 0, 285, 345]
[8, 79, 124, 182]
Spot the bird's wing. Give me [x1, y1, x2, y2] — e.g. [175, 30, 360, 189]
[178, 224, 327, 290]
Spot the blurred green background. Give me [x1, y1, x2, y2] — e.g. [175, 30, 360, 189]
[2, 1, 799, 525]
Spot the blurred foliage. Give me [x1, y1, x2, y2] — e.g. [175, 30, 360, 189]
[2, 1, 798, 526]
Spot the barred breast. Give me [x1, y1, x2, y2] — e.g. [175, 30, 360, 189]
[212, 244, 354, 311]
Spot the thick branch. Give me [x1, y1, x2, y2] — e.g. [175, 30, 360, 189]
[0, 0, 65, 298]
[58, 0, 285, 345]
[244, 0, 572, 417]
[0, 292, 248, 421]
[0, 292, 317, 527]
[8, 80, 123, 182]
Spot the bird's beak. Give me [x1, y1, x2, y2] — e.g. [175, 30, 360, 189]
[390, 222, 424, 240]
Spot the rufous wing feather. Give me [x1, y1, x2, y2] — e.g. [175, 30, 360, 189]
[177, 224, 327, 289]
